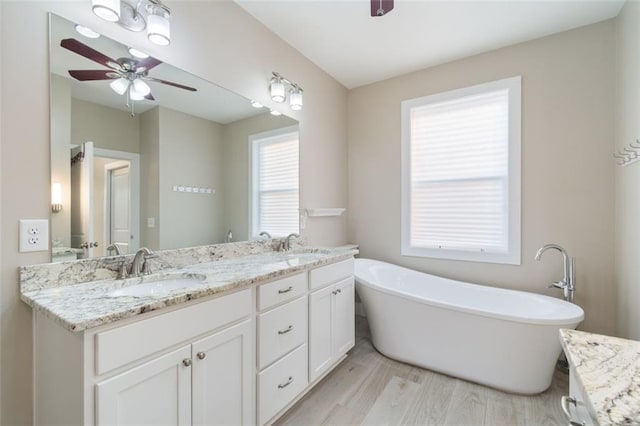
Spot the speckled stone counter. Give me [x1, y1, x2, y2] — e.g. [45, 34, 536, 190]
[560, 329, 640, 425]
[21, 246, 357, 332]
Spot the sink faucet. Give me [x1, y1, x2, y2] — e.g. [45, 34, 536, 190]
[280, 233, 300, 251]
[534, 243, 575, 303]
[129, 247, 157, 276]
[259, 231, 271, 239]
[106, 243, 122, 255]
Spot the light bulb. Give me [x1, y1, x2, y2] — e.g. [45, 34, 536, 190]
[132, 79, 151, 96]
[75, 25, 100, 39]
[289, 87, 303, 111]
[147, 10, 170, 46]
[110, 78, 129, 95]
[51, 183, 63, 213]
[129, 88, 145, 101]
[92, 0, 120, 22]
[270, 109, 282, 116]
[270, 77, 285, 103]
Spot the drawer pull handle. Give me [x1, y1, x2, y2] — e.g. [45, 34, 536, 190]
[197, 352, 206, 360]
[278, 376, 294, 389]
[182, 358, 192, 367]
[278, 286, 294, 294]
[278, 325, 294, 335]
[560, 395, 585, 426]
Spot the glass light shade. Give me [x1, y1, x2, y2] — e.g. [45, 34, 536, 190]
[129, 88, 145, 101]
[110, 78, 130, 95]
[270, 78, 285, 103]
[52, 183, 62, 204]
[250, 100, 263, 108]
[92, 0, 120, 22]
[147, 13, 170, 46]
[270, 109, 282, 116]
[132, 79, 151, 96]
[75, 25, 100, 39]
[289, 89, 303, 111]
[128, 47, 149, 59]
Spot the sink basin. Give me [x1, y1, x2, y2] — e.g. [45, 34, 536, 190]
[108, 273, 206, 298]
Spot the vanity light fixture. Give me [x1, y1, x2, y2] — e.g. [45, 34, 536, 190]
[51, 183, 63, 213]
[269, 72, 303, 111]
[91, 0, 172, 46]
[75, 25, 101, 39]
[250, 100, 264, 108]
[270, 109, 282, 116]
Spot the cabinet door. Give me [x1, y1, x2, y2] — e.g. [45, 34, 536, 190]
[96, 345, 192, 426]
[192, 320, 253, 426]
[309, 284, 334, 382]
[333, 277, 355, 357]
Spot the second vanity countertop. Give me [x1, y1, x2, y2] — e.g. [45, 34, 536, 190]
[560, 328, 640, 425]
[21, 248, 357, 333]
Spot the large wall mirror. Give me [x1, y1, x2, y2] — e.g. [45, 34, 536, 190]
[49, 14, 299, 262]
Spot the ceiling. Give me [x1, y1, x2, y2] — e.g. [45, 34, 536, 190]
[236, 0, 626, 89]
[51, 14, 264, 124]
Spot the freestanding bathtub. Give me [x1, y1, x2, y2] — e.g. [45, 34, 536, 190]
[354, 258, 584, 394]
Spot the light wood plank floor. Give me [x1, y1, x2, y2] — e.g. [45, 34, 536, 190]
[276, 316, 568, 426]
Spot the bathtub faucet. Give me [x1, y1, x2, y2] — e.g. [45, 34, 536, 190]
[534, 244, 575, 303]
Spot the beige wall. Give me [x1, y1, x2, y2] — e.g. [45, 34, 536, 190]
[158, 107, 224, 248]
[71, 98, 140, 153]
[0, 2, 348, 424]
[348, 21, 616, 335]
[614, 1, 640, 340]
[139, 107, 160, 250]
[221, 112, 298, 241]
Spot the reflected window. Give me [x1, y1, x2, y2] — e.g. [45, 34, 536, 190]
[250, 126, 299, 238]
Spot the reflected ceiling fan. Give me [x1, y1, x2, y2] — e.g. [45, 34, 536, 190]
[371, 0, 394, 17]
[60, 38, 196, 113]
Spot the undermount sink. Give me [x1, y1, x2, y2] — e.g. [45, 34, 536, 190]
[107, 273, 206, 298]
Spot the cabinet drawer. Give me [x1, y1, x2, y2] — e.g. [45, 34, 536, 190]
[258, 272, 307, 311]
[258, 296, 308, 370]
[258, 344, 308, 425]
[309, 258, 354, 290]
[95, 289, 251, 375]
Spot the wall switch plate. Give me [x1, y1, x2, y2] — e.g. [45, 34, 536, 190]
[147, 217, 155, 228]
[19, 219, 49, 252]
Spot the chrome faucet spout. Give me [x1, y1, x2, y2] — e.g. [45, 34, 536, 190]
[535, 243, 576, 303]
[129, 247, 156, 276]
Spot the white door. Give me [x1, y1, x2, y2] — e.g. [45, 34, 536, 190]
[192, 320, 253, 426]
[109, 164, 131, 254]
[70, 142, 95, 258]
[309, 284, 334, 382]
[333, 278, 355, 357]
[96, 345, 192, 426]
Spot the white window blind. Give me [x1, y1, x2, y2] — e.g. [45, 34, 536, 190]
[251, 129, 299, 238]
[402, 77, 521, 264]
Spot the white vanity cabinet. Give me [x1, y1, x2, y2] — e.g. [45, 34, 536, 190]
[309, 258, 355, 382]
[34, 289, 254, 426]
[561, 364, 596, 426]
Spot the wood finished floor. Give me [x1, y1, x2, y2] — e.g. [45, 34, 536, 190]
[275, 316, 569, 426]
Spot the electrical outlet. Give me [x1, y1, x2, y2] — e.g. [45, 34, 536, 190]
[19, 219, 49, 252]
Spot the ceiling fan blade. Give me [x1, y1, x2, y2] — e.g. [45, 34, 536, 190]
[371, 0, 394, 16]
[135, 57, 163, 73]
[145, 93, 156, 101]
[61, 38, 121, 70]
[68, 70, 118, 81]
[146, 77, 197, 92]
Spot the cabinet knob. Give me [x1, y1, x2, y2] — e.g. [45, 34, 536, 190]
[277, 376, 294, 389]
[332, 289, 342, 295]
[197, 352, 206, 360]
[182, 358, 192, 367]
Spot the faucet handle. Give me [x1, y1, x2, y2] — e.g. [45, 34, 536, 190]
[549, 281, 566, 289]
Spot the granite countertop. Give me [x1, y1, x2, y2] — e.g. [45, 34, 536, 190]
[21, 248, 357, 332]
[560, 329, 640, 425]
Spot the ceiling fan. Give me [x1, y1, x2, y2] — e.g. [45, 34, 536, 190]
[60, 38, 196, 107]
[371, 0, 394, 17]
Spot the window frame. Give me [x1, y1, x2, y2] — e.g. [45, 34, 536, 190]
[400, 76, 521, 264]
[248, 125, 300, 240]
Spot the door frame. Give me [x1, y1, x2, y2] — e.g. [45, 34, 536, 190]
[95, 148, 140, 255]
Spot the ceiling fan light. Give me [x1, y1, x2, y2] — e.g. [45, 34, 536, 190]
[129, 88, 145, 101]
[147, 10, 171, 46]
[128, 47, 149, 59]
[92, 0, 120, 22]
[75, 25, 100, 39]
[110, 77, 130, 95]
[270, 109, 282, 116]
[132, 79, 151, 96]
[250, 100, 263, 108]
[289, 87, 303, 111]
[270, 77, 285, 103]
